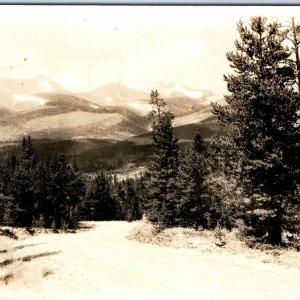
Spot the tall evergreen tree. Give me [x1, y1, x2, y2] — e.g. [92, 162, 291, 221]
[177, 134, 207, 228]
[46, 154, 84, 229]
[0, 194, 18, 226]
[135, 174, 149, 215]
[20, 136, 38, 170]
[84, 172, 116, 221]
[146, 90, 180, 228]
[286, 17, 300, 91]
[203, 136, 244, 229]
[34, 162, 51, 227]
[124, 179, 142, 221]
[113, 179, 127, 220]
[10, 136, 38, 227]
[0, 153, 18, 196]
[212, 17, 300, 245]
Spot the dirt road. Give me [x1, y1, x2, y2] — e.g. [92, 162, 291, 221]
[1, 221, 300, 299]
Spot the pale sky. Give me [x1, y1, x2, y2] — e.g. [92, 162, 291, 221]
[0, 5, 299, 93]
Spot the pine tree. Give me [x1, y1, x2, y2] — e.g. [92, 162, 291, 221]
[46, 154, 84, 229]
[34, 162, 50, 227]
[124, 179, 142, 221]
[212, 17, 300, 245]
[177, 134, 207, 228]
[20, 136, 38, 170]
[10, 136, 38, 227]
[66, 161, 85, 227]
[113, 179, 127, 220]
[0, 194, 19, 226]
[203, 136, 244, 229]
[135, 174, 149, 215]
[84, 172, 116, 221]
[0, 153, 18, 195]
[286, 17, 300, 91]
[146, 90, 180, 228]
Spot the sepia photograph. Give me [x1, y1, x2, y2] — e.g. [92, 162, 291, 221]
[0, 4, 299, 299]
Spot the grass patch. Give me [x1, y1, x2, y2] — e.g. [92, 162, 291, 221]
[0, 258, 14, 267]
[128, 221, 156, 244]
[129, 221, 300, 270]
[42, 269, 54, 278]
[0, 228, 18, 240]
[0, 273, 14, 285]
[0, 251, 61, 267]
[25, 227, 35, 235]
[20, 251, 61, 262]
[14, 243, 42, 251]
[128, 221, 213, 248]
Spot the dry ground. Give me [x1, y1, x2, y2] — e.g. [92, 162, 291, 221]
[1, 221, 300, 300]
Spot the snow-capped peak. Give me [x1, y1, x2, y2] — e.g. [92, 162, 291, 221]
[127, 102, 152, 114]
[38, 78, 52, 92]
[173, 85, 203, 99]
[147, 82, 205, 99]
[13, 94, 46, 106]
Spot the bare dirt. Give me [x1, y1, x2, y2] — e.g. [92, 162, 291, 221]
[1, 221, 300, 300]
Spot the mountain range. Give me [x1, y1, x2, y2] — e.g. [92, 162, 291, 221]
[0, 75, 228, 172]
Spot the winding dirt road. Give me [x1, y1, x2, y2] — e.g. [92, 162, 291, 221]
[1, 221, 300, 300]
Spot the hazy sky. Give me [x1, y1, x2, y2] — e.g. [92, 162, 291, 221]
[0, 5, 299, 93]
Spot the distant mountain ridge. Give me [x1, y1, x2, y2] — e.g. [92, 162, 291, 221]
[0, 75, 231, 173]
[0, 75, 70, 110]
[0, 75, 226, 143]
[82, 81, 149, 104]
[0, 75, 224, 112]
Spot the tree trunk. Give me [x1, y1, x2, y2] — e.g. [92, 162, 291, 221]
[267, 214, 282, 246]
[291, 18, 300, 91]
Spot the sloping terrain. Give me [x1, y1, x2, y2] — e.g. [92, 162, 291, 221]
[1, 222, 300, 300]
[0, 113, 229, 173]
[82, 81, 149, 106]
[0, 138, 150, 172]
[172, 106, 212, 127]
[0, 92, 148, 141]
[0, 75, 227, 143]
[0, 75, 231, 172]
[0, 75, 70, 110]
[129, 117, 229, 145]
